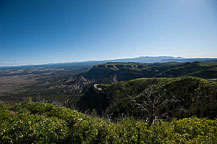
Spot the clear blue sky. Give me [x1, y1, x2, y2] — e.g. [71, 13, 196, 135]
[0, 0, 217, 66]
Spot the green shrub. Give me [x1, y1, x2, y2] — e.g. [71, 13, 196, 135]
[0, 113, 68, 144]
[1, 102, 217, 144]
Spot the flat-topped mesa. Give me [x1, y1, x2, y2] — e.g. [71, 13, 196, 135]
[79, 61, 217, 83]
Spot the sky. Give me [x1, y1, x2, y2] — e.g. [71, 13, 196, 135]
[0, 0, 217, 66]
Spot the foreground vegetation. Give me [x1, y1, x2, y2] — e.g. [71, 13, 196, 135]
[0, 101, 217, 143]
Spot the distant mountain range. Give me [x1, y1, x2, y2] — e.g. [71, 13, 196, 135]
[62, 56, 217, 65]
[105, 56, 217, 63]
[68, 56, 217, 66]
[1, 56, 217, 68]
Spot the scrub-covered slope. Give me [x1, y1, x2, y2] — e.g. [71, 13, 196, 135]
[0, 101, 217, 143]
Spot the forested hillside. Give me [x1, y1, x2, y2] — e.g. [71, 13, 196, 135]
[77, 77, 217, 121]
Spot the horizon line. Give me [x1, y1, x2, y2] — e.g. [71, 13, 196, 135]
[1, 55, 217, 67]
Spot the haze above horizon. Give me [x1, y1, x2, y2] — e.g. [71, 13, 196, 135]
[1, 0, 217, 66]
